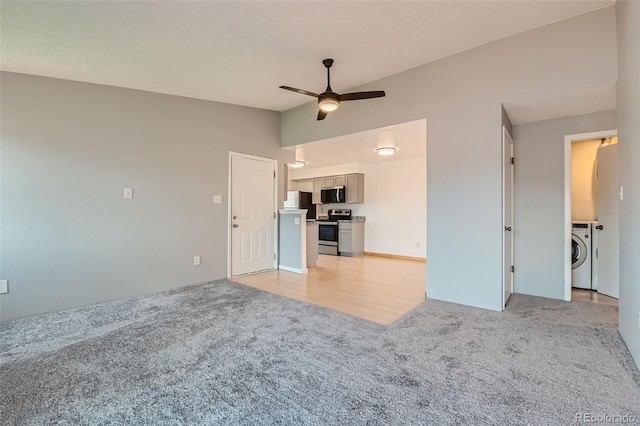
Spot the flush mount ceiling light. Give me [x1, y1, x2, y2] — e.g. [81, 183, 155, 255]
[376, 147, 396, 156]
[289, 160, 306, 168]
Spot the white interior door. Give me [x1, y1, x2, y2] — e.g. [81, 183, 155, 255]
[502, 126, 514, 309]
[230, 155, 276, 276]
[596, 144, 619, 298]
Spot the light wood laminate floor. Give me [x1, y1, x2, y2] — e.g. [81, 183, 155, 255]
[571, 288, 618, 306]
[232, 254, 427, 325]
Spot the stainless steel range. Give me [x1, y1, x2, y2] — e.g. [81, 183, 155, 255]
[317, 209, 351, 256]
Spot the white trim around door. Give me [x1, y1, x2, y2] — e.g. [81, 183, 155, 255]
[502, 126, 515, 310]
[563, 130, 617, 301]
[228, 151, 279, 278]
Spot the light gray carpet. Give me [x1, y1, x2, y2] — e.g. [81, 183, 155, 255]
[1, 280, 638, 425]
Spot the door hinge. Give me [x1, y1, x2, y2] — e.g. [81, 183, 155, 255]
[274, 171, 276, 178]
[274, 212, 276, 219]
[511, 265, 514, 273]
[511, 157, 514, 165]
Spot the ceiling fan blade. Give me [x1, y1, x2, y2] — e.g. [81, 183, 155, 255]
[317, 110, 328, 121]
[339, 91, 386, 101]
[280, 86, 319, 98]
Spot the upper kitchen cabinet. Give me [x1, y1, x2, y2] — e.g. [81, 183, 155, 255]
[322, 177, 336, 188]
[346, 174, 364, 204]
[313, 178, 323, 204]
[308, 173, 364, 204]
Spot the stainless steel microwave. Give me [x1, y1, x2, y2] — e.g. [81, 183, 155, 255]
[321, 186, 345, 204]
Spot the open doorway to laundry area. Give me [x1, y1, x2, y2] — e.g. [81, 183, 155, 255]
[502, 81, 619, 310]
[233, 119, 427, 324]
[564, 130, 619, 305]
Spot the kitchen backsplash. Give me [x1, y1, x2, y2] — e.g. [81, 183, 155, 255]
[315, 203, 363, 219]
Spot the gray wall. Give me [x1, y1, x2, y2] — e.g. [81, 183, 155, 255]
[281, 8, 617, 311]
[511, 111, 617, 300]
[0, 72, 293, 321]
[616, 0, 640, 367]
[501, 106, 513, 137]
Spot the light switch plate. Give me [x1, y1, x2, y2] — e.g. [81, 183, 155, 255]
[124, 188, 133, 199]
[194, 256, 201, 266]
[0, 280, 8, 294]
[294, 217, 300, 225]
[213, 195, 222, 204]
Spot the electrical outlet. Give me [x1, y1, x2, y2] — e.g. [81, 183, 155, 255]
[0, 280, 8, 294]
[194, 256, 201, 266]
[124, 188, 133, 199]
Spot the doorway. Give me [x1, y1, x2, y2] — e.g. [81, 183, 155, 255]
[563, 130, 619, 301]
[233, 119, 428, 322]
[228, 152, 278, 277]
[502, 126, 514, 309]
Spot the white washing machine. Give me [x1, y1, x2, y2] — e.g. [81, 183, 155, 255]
[571, 222, 592, 289]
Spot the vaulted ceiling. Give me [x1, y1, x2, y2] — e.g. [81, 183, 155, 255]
[1, 1, 614, 112]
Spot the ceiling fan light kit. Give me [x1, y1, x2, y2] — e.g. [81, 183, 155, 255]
[319, 96, 340, 112]
[280, 58, 385, 121]
[376, 147, 396, 156]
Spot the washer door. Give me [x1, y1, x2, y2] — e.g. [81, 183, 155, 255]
[571, 234, 588, 270]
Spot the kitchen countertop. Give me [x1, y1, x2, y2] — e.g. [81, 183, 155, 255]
[339, 216, 366, 223]
[307, 216, 366, 223]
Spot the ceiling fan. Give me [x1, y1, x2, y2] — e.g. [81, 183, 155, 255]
[280, 59, 386, 121]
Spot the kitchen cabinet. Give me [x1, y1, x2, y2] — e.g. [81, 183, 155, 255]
[312, 178, 323, 204]
[309, 174, 362, 204]
[345, 173, 365, 204]
[307, 221, 319, 267]
[338, 220, 364, 256]
[322, 177, 336, 188]
[319, 175, 346, 188]
[338, 222, 352, 253]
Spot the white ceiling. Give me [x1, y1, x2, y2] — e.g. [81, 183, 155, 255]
[287, 119, 426, 169]
[1, 1, 614, 112]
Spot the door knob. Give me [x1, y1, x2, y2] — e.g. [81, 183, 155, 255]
[233, 224, 238, 228]
[233, 215, 237, 219]
[595, 225, 604, 230]
[505, 226, 512, 231]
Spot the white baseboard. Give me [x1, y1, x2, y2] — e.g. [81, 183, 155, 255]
[278, 265, 308, 274]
